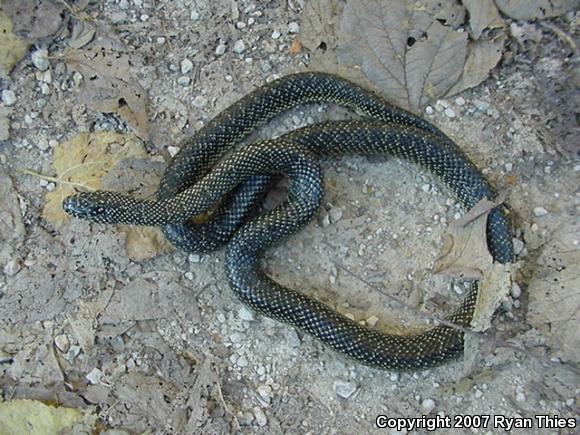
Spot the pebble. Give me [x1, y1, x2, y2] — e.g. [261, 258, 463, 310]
[454, 96, 466, 106]
[238, 411, 254, 426]
[3, 259, 21, 276]
[513, 238, 524, 255]
[515, 392, 526, 402]
[190, 10, 200, 21]
[177, 76, 191, 86]
[511, 282, 521, 299]
[389, 373, 398, 382]
[533, 207, 548, 217]
[425, 106, 434, 115]
[257, 384, 272, 400]
[184, 271, 194, 280]
[180, 59, 193, 74]
[271, 30, 281, 39]
[474, 389, 484, 399]
[31, 49, 49, 71]
[253, 407, 267, 426]
[288, 22, 300, 33]
[233, 40, 246, 54]
[334, 380, 358, 399]
[215, 44, 226, 55]
[365, 315, 379, 327]
[119, 0, 129, 9]
[188, 253, 201, 263]
[444, 107, 456, 118]
[422, 398, 436, 413]
[167, 146, 179, 157]
[320, 211, 330, 228]
[505, 163, 513, 172]
[474, 100, 490, 112]
[239, 306, 255, 321]
[328, 207, 343, 224]
[237, 355, 248, 367]
[236, 21, 246, 29]
[54, 334, 70, 353]
[421, 184, 431, 193]
[86, 367, 103, 384]
[2, 90, 16, 106]
[192, 95, 208, 108]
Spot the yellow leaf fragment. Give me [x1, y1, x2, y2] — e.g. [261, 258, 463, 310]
[125, 226, 173, 262]
[40, 132, 146, 228]
[0, 399, 85, 435]
[0, 10, 28, 77]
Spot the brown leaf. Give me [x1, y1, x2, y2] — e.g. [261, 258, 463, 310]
[64, 48, 150, 139]
[463, 0, 504, 39]
[0, 10, 28, 77]
[36, 132, 146, 228]
[495, 0, 579, 20]
[416, 0, 466, 28]
[527, 222, 580, 363]
[447, 34, 506, 96]
[337, 0, 468, 112]
[2, 0, 65, 41]
[300, 0, 344, 51]
[289, 37, 303, 54]
[125, 227, 173, 262]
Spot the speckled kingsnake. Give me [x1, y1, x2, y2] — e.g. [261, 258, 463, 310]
[63, 72, 513, 369]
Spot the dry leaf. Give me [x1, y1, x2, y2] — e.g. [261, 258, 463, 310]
[433, 197, 513, 331]
[0, 10, 28, 77]
[289, 37, 303, 54]
[337, 0, 468, 112]
[527, 222, 580, 363]
[495, 0, 579, 20]
[2, 0, 65, 41]
[447, 34, 506, 96]
[0, 399, 86, 435]
[38, 132, 146, 228]
[64, 48, 150, 139]
[68, 20, 96, 49]
[463, 0, 504, 39]
[125, 226, 173, 262]
[300, 0, 344, 51]
[416, 0, 466, 28]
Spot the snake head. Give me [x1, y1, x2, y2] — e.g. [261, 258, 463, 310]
[63, 191, 130, 224]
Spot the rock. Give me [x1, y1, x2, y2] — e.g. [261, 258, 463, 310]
[215, 44, 227, 55]
[233, 40, 246, 54]
[422, 398, 436, 413]
[180, 59, 193, 74]
[192, 96, 207, 108]
[365, 315, 379, 327]
[511, 282, 521, 299]
[54, 334, 71, 353]
[86, 367, 103, 384]
[328, 207, 343, 224]
[239, 306, 255, 321]
[2, 90, 16, 106]
[177, 76, 191, 86]
[288, 22, 300, 33]
[31, 49, 49, 71]
[334, 380, 358, 399]
[425, 106, 434, 115]
[3, 259, 21, 276]
[512, 238, 524, 255]
[253, 407, 267, 427]
[444, 107, 456, 118]
[167, 146, 179, 157]
[533, 207, 548, 217]
[257, 384, 272, 402]
[455, 96, 466, 106]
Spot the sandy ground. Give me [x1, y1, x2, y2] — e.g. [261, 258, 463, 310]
[1, 1, 579, 434]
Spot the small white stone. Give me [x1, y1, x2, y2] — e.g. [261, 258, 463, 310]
[2, 90, 16, 106]
[236, 21, 246, 29]
[422, 398, 436, 413]
[233, 39, 246, 54]
[54, 334, 70, 353]
[511, 282, 521, 299]
[288, 22, 300, 33]
[328, 207, 343, 224]
[184, 271, 194, 280]
[474, 389, 483, 399]
[454, 96, 466, 106]
[119, 0, 129, 9]
[425, 106, 434, 115]
[365, 315, 379, 327]
[505, 163, 513, 172]
[189, 253, 201, 263]
[253, 407, 267, 427]
[239, 306, 255, 321]
[3, 259, 20, 276]
[257, 384, 272, 399]
[156, 37, 166, 44]
[167, 146, 180, 157]
[334, 380, 358, 399]
[215, 44, 227, 55]
[533, 207, 548, 217]
[86, 367, 103, 384]
[271, 30, 281, 39]
[237, 355, 248, 367]
[180, 59, 193, 74]
[31, 49, 49, 71]
[421, 184, 431, 193]
[389, 373, 399, 382]
[190, 10, 200, 21]
[140, 14, 149, 21]
[177, 76, 191, 86]
[515, 392, 526, 402]
[513, 238, 524, 255]
[192, 95, 208, 108]
[444, 107, 456, 118]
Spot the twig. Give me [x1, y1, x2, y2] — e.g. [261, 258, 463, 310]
[215, 366, 241, 432]
[540, 21, 578, 55]
[17, 168, 96, 191]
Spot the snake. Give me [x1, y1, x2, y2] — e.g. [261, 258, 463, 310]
[62, 72, 513, 369]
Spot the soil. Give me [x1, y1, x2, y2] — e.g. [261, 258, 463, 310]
[0, 1, 578, 434]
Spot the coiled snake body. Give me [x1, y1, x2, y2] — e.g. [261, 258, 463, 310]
[63, 72, 513, 369]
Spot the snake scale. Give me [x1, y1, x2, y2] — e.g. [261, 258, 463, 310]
[63, 72, 513, 369]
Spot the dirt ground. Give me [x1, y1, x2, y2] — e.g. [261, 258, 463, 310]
[0, 1, 579, 434]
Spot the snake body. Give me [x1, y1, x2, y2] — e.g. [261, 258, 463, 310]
[63, 73, 513, 369]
